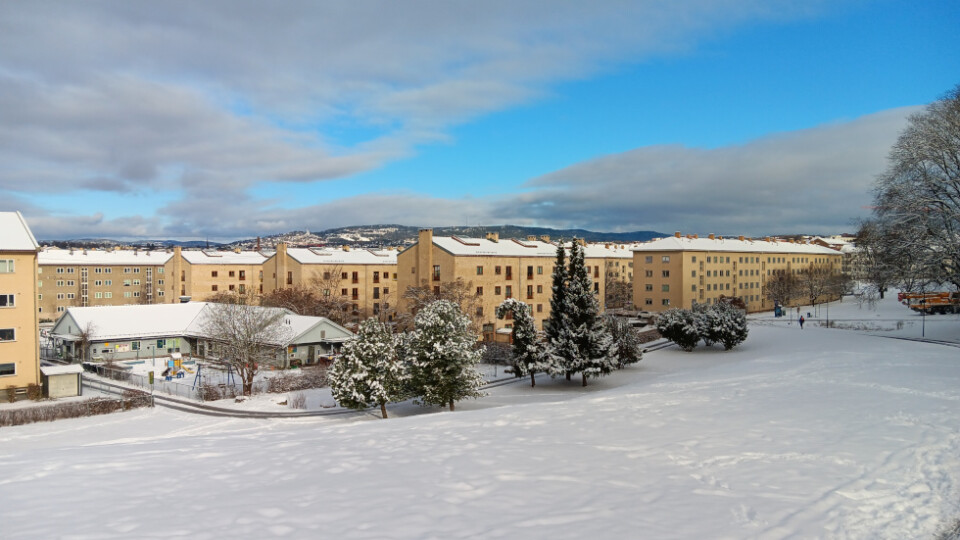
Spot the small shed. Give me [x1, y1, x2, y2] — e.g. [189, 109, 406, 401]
[41, 364, 84, 398]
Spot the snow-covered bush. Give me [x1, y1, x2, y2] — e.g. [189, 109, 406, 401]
[707, 301, 748, 350]
[604, 315, 642, 368]
[655, 308, 700, 351]
[329, 318, 406, 418]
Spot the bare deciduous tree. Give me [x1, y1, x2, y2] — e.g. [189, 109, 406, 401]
[201, 303, 292, 396]
[868, 83, 960, 289]
[400, 278, 481, 333]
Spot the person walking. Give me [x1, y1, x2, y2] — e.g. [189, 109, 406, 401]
[799, 315, 805, 329]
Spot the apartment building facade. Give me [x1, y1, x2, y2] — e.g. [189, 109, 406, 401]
[262, 243, 399, 324]
[37, 248, 174, 320]
[0, 212, 41, 399]
[632, 233, 844, 313]
[171, 248, 269, 301]
[397, 229, 630, 338]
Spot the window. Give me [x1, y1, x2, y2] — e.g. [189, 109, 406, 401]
[662, 270, 670, 278]
[228, 285, 235, 291]
[0, 363, 14, 376]
[57, 293, 65, 300]
[237, 285, 245, 294]
[645, 270, 653, 278]
[352, 272, 359, 283]
[343, 272, 349, 279]
[95, 292, 103, 299]
[527, 285, 534, 299]
[476, 306, 483, 317]
[527, 266, 534, 279]
[476, 287, 483, 296]
[661, 298, 670, 306]
[537, 304, 543, 313]
[506, 267, 513, 279]
[645, 284, 653, 291]
[56, 280, 64, 287]
[505, 285, 512, 298]
[124, 292, 132, 298]
[158, 291, 165, 297]
[133, 291, 141, 297]
[104, 292, 112, 298]
[383, 287, 389, 296]
[352, 288, 359, 300]
[124, 267, 131, 274]
[537, 285, 543, 294]
[158, 279, 164, 285]
[134, 268, 141, 274]
[645, 298, 653, 306]
[645, 256, 653, 263]
[373, 271, 380, 283]
[661, 285, 670, 292]
[495, 286, 502, 295]
[95, 280, 102, 286]
[228, 270, 235, 278]
[692, 256, 697, 262]
[373, 287, 380, 299]
[537, 266, 543, 275]
[56, 267, 65, 274]
[105, 268, 112, 274]
[691, 271, 696, 277]
[105, 280, 112, 286]
[212, 285, 218, 291]
[323, 271, 331, 280]
[123, 280, 131, 287]
[495, 266, 502, 275]
[239, 270, 246, 281]
[476, 266, 483, 275]
[0, 328, 15, 341]
[0, 294, 13, 307]
[593, 282, 599, 293]
[132, 279, 140, 286]
[66, 280, 75, 286]
[67, 293, 75, 299]
[662, 256, 670, 263]
[432, 266, 440, 281]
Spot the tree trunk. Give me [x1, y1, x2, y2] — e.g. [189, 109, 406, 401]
[530, 371, 536, 387]
[380, 402, 388, 419]
[582, 372, 588, 387]
[565, 372, 571, 381]
[449, 401, 455, 412]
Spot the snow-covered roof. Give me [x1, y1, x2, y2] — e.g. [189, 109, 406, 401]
[287, 247, 397, 265]
[53, 302, 351, 347]
[632, 236, 841, 256]
[39, 247, 174, 265]
[41, 364, 84, 376]
[180, 250, 269, 265]
[428, 236, 635, 259]
[56, 302, 210, 341]
[0, 211, 39, 251]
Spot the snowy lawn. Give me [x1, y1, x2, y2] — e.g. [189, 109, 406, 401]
[2, 294, 959, 539]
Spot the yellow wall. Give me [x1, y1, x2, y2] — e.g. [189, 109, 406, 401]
[0, 251, 40, 393]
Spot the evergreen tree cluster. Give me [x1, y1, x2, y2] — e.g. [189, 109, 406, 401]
[656, 302, 748, 352]
[329, 300, 486, 417]
[499, 239, 640, 387]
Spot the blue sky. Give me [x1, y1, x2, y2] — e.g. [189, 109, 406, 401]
[1, 0, 958, 240]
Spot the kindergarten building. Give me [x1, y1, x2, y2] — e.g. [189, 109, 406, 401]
[50, 302, 353, 368]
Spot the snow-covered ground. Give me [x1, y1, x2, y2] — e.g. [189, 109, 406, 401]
[2, 294, 959, 539]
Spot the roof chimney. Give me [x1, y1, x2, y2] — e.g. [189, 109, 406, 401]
[693, 234, 698, 239]
[234, 247, 241, 253]
[674, 231, 681, 238]
[708, 234, 715, 240]
[486, 232, 499, 242]
[527, 235, 537, 241]
[540, 235, 550, 243]
[738, 235, 745, 241]
[342, 245, 350, 251]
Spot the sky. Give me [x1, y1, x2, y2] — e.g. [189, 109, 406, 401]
[1, 0, 958, 241]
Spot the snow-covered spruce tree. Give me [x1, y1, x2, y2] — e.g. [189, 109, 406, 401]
[496, 298, 552, 387]
[655, 308, 700, 352]
[708, 301, 749, 350]
[329, 318, 406, 419]
[692, 303, 715, 347]
[604, 315, 642, 369]
[566, 240, 615, 386]
[405, 300, 486, 411]
[545, 240, 577, 380]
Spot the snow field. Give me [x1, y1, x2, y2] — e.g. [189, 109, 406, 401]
[2, 296, 959, 539]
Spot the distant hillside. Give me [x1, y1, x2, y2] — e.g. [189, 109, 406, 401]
[39, 224, 666, 250]
[228, 224, 667, 249]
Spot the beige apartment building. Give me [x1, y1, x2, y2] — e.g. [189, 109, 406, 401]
[262, 243, 399, 324]
[0, 212, 41, 399]
[397, 229, 631, 338]
[169, 247, 269, 301]
[37, 248, 174, 320]
[632, 233, 844, 313]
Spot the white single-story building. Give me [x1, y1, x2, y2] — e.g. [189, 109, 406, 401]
[50, 303, 354, 368]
